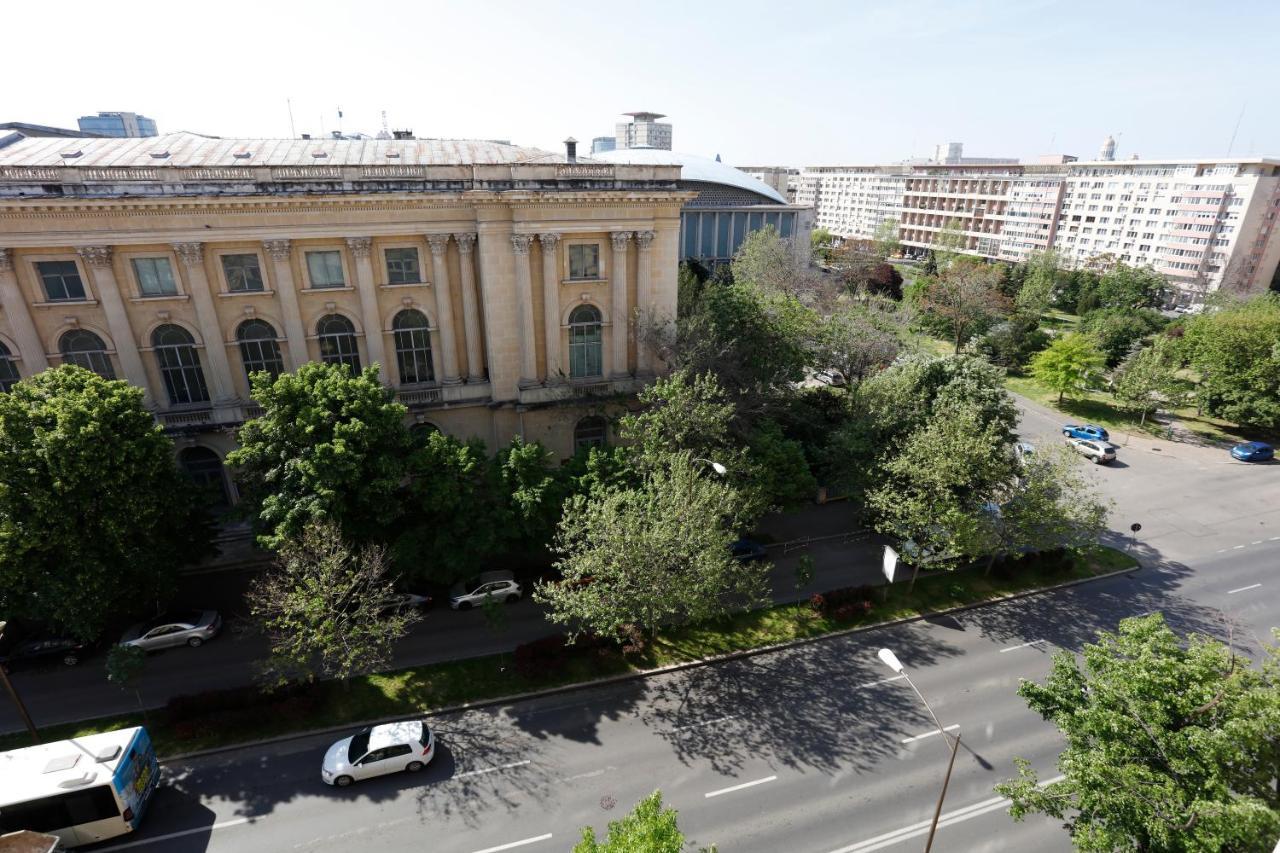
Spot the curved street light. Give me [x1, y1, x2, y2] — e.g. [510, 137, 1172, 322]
[692, 457, 728, 476]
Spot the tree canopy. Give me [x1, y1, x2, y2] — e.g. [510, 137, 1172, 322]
[0, 366, 212, 640]
[574, 791, 714, 853]
[919, 258, 1011, 353]
[1029, 333, 1107, 405]
[1181, 294, 1280, 429]
[997, 614, 1280, 852]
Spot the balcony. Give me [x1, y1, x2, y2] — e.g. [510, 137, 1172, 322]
[397, 381, 492, 409]
[398, 386, 442, 407]
[517, 376, 646, 406]
[160, 408, 214, 429]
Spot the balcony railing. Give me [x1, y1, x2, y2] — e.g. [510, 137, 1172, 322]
[160, 408, 214, 428]
[398, 386, 443, 406]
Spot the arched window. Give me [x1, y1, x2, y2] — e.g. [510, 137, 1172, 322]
[59, 329, 116, 379]
[410, 421, 439, 446]
[0, 342, 19, 393]
[179, 446, 230, 509]
[568, 305, 603, 379]
[236, 319, 284, 385]
[152, 324, 209, 406]
[392, 309, 433, 385]
[574, 416, 607, 451]
[317, 314, 361, 372]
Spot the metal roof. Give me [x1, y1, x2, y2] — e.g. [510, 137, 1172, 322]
[0, 131, 564, 168]
[588, 147, 788, 204]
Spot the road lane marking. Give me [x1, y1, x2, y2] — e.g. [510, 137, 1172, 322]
[1252, 540, 1263, 545]
[999, 640, 1044, 653]
[827, 774, 1066, 852]
[95, 817, 250, 850]
[470, 834, 553, 853]
[858, 674, 907, 688]
[704, 775, 777, 798]
[1227, 583, 1262, 595]
[560, 766, 614, 782]
[1270, 536, 1280, 542]
[456, 760, 532, 779]
[1233, 544, 1246, 549]
[900, 723, 959, 744]
[670, 714, 736, 732]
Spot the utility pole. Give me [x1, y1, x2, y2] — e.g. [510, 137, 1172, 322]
[0, 622, 40, 743]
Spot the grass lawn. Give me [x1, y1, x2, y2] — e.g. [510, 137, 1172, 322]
[0, 547, 1135, 757]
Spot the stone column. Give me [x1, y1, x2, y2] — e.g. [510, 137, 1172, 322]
[77, 247, 151, 401]
[169, 242, 235, 404]
[510, 234, 538, 387]
[609, 231, 633, 378]
[454, 233, 485, 382]
[345, 237, 386, 370]
[262, 239, 309, 369]
[538, 233, 562, 382]
[0, 248, 48, 375]
[426, 235, 461, 384]
[634, 230, 655, 376]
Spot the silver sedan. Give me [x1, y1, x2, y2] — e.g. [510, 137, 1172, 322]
[119, 609, 221, 651]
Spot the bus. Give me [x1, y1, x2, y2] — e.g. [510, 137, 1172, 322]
[0, 727, 159, 847]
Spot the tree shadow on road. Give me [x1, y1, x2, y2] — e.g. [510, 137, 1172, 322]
[638, 622, 964, 778]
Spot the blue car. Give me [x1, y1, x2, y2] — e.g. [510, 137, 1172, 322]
[1230, 441, 1274, 462]
[1063, 424, 1110, 442]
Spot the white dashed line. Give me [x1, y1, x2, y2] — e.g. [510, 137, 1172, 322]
[1227, 584, 1262, 595]
[705, 775, 778, 798]
[857, 674, 907, 689]
[1233, 545, 1246, 550]
[999, 640, 1045, 653]
[900, 723, 960, 744]
[95, 818, 250, 850]
[456, 760, 531, 779]
[1251, 540, 1263, 545]
[469, 834, 553, 853]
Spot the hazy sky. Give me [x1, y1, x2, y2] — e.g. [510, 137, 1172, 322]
[7, 0, 1277, 166]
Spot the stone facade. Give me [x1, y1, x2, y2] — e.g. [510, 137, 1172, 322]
[0, 133, 690, 497]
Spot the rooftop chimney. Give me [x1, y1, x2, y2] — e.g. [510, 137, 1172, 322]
[564, 137, 578, 164]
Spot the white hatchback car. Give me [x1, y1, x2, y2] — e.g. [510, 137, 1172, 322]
[448, 571, 522, 610]
[321, 720, 435, 787]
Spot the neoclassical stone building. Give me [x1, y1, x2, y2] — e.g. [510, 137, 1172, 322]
[0, 132, 687, 500]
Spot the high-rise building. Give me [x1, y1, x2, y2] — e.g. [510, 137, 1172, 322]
[591, 136, 616, 155]
[614, 112, 672, 150]
[76, 111, 158, 137]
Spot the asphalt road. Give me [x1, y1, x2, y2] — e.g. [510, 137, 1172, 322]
[82, 542, 1279, 853]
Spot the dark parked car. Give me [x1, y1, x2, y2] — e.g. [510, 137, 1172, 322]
[731, 538, 768, 562]
[1231, 441, 1274, 462]
[0, 633, 91, 671]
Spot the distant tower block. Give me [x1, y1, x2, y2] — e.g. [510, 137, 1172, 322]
[1100, 135, 1117, 161]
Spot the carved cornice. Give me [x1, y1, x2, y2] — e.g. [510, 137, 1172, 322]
[635, 230, 656, 250]
[262, 239, 292, 261]
[539, 233, 560, 251]
[77, 246, 114, 268]
[510, 234, 533, 256]
[345, 237, 373, 258]
[453, 232, 477, 254]
[172, 242, 204, 266]
[610, 231, 634, 251]
[426, 234, 451, 256]
[0, 248, 10, 273]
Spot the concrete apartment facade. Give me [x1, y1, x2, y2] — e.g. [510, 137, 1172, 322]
[797, 156, 1280, 303]
[0, 132, 687, 496]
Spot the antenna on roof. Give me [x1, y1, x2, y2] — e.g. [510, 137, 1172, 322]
[287, 98, 296, 139]
[1226, 102, 1246, 156]
[337, 106, 344, 135]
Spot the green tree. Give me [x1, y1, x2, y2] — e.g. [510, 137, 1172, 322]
[931, 219, 968, 271]
[105, 644, 149, 722]
[496, 436, 565, 554]
[229, 362, 411, 549]
[745, 419, 817, 511]
[972, 314, 1050, 371]
[250, 521, 418, 686]
[575, 791, 715, 853]
[1113, 341, 1186, 427]
[858, 353, 1020, 444]
[873, 218, 902, 260]
[1015, 250, 1061, 315]
[921, 258, 1011, 353]
[1182, 293, 1280, 429]
[997, 614, 1280, 852]
[816, 303, 903, 383]
[535, 454, 767, 642]
[1079, 307, 1168, 366]
[730, 225, 817, 299]
[1029, 332, 1106, 405]
[0, 366, 212, 640]
[810, 226, 834, 262]
[1095, 262, 1166, 310]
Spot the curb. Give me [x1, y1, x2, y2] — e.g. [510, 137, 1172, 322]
[158, 556, 1140, 765]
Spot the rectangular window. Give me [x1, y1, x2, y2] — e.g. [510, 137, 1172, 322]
[385, 248, 420, 284]
[37, 260, 86, 301]
[131, 257, 178, 296]
[221, 254, 265, 292]
[305, 251, 345, 288]
[568, 244, 600, 280]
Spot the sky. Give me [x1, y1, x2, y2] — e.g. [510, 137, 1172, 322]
[6, 0, 1279, 167]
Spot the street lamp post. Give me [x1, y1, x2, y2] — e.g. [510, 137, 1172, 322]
[878, 648, 959, 853]
[0, 621, 40, 743]
[692, 457, 728, 476]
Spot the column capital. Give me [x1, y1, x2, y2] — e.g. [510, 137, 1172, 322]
[262, 239, 293, 260]
[77, 246, 114, 268]
[635, 230, 656, 250]
[511, 234, 533, 256]
[538, 233, 560, 250]
[426, 234, 451, 256]
[0, 248, 11, 273]
[172, 242, 205, 266]
[453, 232, 477, 254]
[610, 231, 634, 251]
[345, 237, 373, 258]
